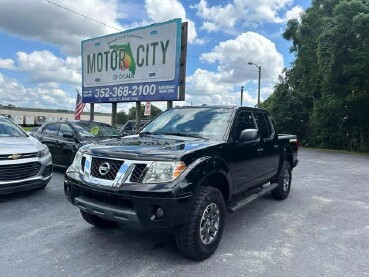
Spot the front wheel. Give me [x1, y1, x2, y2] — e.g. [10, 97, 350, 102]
[175, 186, 226, 261]
[271, 161, 292, 200]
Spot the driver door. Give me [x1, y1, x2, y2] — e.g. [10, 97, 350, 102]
[231, 111, 265, 193]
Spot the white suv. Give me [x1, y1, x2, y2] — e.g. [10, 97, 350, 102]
[0, 116, 52, 194]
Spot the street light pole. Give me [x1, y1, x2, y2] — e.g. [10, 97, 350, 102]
[240, 86, 244, 106]
[248, 62, 262, 108]
[257, 65, 261, 108]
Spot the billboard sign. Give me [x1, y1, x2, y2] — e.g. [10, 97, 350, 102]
[82, 19, 182, 103]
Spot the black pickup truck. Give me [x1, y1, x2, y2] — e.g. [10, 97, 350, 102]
[64, 106, 298, 260]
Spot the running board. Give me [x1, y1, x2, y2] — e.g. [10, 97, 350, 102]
[227, 183, 279, 213]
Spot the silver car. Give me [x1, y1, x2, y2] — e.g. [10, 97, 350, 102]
[0, 116, 52, 194]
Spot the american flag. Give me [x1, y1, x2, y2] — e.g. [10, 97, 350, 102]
[74, 91, 85, 120]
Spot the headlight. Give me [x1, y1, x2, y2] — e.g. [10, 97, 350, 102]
[38, 147, 50, 158]
[142, 161, 187, 183]
[72, 151, 83, 173]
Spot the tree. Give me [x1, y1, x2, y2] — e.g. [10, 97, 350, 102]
[117, 110, 128, 125]
[264, 0, 369, 152]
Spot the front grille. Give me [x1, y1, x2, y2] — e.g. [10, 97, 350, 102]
[129, 164, 147, 182]
[0, 162, 41, 181]
[0, 152, 38, 160]
[90, 157, 123, 180]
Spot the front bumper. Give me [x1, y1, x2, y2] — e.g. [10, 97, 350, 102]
[0, 154, 52, 194]
[64, 175, 193, 229]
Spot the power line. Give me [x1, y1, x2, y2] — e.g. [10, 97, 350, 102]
[43, 0, 122, 32]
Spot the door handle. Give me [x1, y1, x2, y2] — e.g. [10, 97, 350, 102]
[257, 148, 264, 152]
[274, 145, 279, 149]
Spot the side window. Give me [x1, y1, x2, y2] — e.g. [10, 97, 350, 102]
[254, 112, 272, 139]
[58, 124, 74, 138]
[44, 123, 60, 137]
[235, 111, 256, 140]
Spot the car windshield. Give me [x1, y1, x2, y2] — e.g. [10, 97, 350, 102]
[0, 118, 27, 137]
[72, 122, 121, 138]
[140, 107, 233, 141]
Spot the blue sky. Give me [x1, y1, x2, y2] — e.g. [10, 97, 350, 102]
[0, 0, 310, 113]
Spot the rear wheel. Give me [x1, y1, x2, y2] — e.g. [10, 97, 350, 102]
[80, 210, 118, 228]
[271, 161, 292, 200]
[175, 186, 226, 260]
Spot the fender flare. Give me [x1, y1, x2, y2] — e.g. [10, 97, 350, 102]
[173, 156, 233, 203]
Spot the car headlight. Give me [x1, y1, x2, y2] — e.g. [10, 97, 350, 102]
[142, 161, 187, 183]
[72, 151, 83, 173]
[38, 147, 50, 158]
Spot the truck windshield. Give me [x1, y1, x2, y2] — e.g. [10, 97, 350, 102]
[140, 107, 233, 141]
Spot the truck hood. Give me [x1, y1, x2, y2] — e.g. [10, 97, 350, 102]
[0, 136, 45, 155]
[81, 134, 220, 160]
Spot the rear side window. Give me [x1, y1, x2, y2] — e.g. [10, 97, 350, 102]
[44, 123, 60, 136]
[254, 112, 274, 139]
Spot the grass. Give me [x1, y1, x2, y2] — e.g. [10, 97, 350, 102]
[22, 126, 33, 132]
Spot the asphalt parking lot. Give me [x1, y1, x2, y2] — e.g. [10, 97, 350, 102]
[1, 148, 368, 277]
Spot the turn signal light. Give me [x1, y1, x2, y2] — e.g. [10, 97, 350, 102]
[172, 161, 187, 179]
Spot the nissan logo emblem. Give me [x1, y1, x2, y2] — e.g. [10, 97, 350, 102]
[98, 162, 111, 176]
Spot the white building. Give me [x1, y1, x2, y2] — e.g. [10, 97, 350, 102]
[0, 106, 111, 125]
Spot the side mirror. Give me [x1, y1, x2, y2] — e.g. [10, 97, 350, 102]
[63, 131, 74, 139]
[240, 129, 259, 142]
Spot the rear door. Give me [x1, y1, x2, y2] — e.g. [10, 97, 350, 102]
[254, 112, 279, 180]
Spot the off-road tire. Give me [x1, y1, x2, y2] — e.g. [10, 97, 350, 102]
[175, 186, 226, 261]
[80, 210, 118, 228]
[271, 161, 292, 200]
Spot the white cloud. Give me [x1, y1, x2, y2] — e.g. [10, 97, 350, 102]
[0, 73, 75, 109]
[0, 59, 15, 69]
[181, 32, 284, 107]
[4, 51, 81, 85]
[145, 0, 204, 45]
[184, 68, 255, 107]
[0, 0, 123, 56]
[0, 0, 204, 57]
[284, 5, 304, 22]
[201, 32, 284, 83]
[196, 0, 302, 32]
